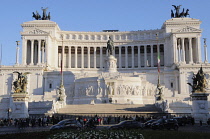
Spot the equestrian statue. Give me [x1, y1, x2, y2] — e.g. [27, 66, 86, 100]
[106, 37, 115, 56]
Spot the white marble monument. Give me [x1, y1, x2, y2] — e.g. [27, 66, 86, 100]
[1, 7, 210, 118]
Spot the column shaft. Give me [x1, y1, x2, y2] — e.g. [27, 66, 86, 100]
[88, 47, 90, 68]
[75, 46, 77, 68]
[125, 46, 128, 68]
[188, 38, 193, 64]
[119, 46, 122, 68]
[41, 45, 45, 64]
[138, 46, 141, 68]
[37, 40, 41, 64]
[68, 46, 71, 68]
[81, 46, 84, 68]
[30, 40, 34, 65]
[151, 45, 154, 67]
[22, 39, 27, 65]
[144, 45, 147, 67]
[100, 47, 103, 68]
[94, 47, 96, 68]
[196, 37, 202, 63]
[174, 36, 178, 63]
[131, 46, 134, 68]
[181, 38, 185, 63]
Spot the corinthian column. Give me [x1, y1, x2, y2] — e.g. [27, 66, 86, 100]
[151, 45, 154, 67]
[75, 46, 77, 68]
[100, 47, 103, 69]
[188, 38, 193, 64]
[81, 46, 84, 68]
[37, 40, 41, 65]
[125, 46, 128, 68]
[131, 46, 134, 68]
[88, 47, 90, 68]
[22, 38, 27, 65]
[119, 46, 122, 68]
[181, 38, 186, 63]
[30, 40, 34, 65]
[196, 36, 202, 63]
[68, 46, 71, 68]
[94, 47, 96, 68]
[138, 46, 141, 68]
[144, 45, 147, 67]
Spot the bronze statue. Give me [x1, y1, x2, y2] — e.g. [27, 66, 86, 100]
[171, 5, 190, 18]
[184, 9, 190, 17]
[171, 10, 174, 18]
[32, 7, 50, 20]
[106, 37, 115, 55]
[187, 67, 207, 93]
[179, 8, 185, 17]
[32, 11, 41, 20]
[13, 71, 30, 93]
[41, 7, 48, 20]
[172, 5, 182, 17]
[156, 83, 163, 101]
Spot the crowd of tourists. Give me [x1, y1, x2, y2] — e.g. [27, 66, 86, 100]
[0, 114, 210, 129]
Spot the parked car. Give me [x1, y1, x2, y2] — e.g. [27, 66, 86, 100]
[109, 120, 144, 130]
[84, 118, 96, 129]
[151, 118, 179, 131]
[143, 119, 157, 128]
[50, 119, 82, 131]
[173, 116, 190, 126]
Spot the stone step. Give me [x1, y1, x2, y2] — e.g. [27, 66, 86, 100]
[58, 104, 162, 114]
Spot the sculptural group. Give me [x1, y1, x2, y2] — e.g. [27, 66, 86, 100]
[171, 5, 190, 18]
[13, 71, 30, 93]
[188, 67, 207, 93]
[32, 7, 50, 20]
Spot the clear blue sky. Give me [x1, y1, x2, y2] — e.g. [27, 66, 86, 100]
[0, 0, 210, 65]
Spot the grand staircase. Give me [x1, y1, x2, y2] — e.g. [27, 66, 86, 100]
[57, 104, 162, 115]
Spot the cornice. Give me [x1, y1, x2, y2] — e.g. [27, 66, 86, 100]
[56, 40, 165, 46]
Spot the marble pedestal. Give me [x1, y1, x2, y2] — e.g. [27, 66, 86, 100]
[11, 93, 29, 118]
[190, 93, 209, 124]
[58, 84, 67, 105]
[105, 55, 117, 73]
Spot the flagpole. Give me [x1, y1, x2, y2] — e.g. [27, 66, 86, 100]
[156, 34, 160, 86]
[61, 35, 64, 86]
[58, 34, 66, 102]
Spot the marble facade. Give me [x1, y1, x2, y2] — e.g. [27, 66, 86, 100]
[0, 17, 210, 118]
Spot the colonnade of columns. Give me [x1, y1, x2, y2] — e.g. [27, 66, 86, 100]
[174, 37, 201, 64]
[23, 40, 46, 65]
[58, 44, 164, 69]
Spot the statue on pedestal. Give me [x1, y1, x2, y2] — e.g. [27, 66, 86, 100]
[187, 67, 207, 93]
[106, 37, 115, 55]
[13, 71, 30, 93]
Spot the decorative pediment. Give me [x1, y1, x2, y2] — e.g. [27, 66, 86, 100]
[29, 29, 49, 34]
[176, 26, 202, 33]
[21, 28, 49, 35]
